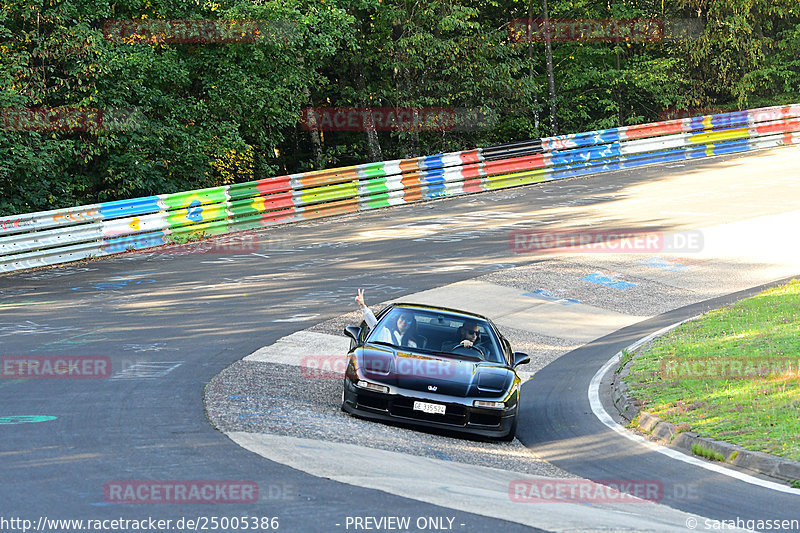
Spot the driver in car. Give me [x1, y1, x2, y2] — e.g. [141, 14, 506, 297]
[443, 320, 480, 352]
[355, 289, 419, 348]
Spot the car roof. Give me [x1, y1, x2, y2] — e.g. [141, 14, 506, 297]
[389, 302, 491, 322]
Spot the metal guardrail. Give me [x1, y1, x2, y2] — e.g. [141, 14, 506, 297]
[1, 104, 799, 273]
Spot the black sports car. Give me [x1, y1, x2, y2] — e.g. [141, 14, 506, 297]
[341, 303, 530, 440]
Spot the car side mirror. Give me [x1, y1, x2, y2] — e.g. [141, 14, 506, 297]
[512, 352, 531, 367]
[344, 326, 362, 350]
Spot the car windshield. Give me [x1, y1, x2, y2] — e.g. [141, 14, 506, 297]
[366, 307, 504, 363]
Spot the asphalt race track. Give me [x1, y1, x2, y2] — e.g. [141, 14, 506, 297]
[1, 146, 799, 532]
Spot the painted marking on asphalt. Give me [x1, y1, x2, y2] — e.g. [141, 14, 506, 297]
[238, 412, 334, 421]
[227, 394, 292, 402]
[588, 321, 800, 495]
[200, 257, 242, 264]
[38, 327, 108, 348]
[70, 276, 157, 292]
[430, 264, 476, 272]
[110, 361, 183, 380]
[0, 415, 57, 425]
[638, 257, 692, 273]
[0, 379, 26, 390]
[522, 289, 580, 305]
[0, 301, 56, 309]
[122, 343, 178, 353]
[272, 314, 321, 323]
[426, 445, 453, 462]
[0, 321, 80, 338]
[17, 267, 98, 280]
[581, 272, 636, 290]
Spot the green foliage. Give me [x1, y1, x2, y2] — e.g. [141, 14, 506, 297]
[616, 348, 633, 373]
[1, 0, 798, 215]
[624, 278, 800, 462]
[691, 443, 726, 462]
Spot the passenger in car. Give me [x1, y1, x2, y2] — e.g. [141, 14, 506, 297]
[355, 289, 420, 348]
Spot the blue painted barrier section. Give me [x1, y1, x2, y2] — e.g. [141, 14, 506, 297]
[99, 197, 161, 219]
[420, 155, 446, 171]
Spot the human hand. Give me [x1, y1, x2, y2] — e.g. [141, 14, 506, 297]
[355, 288, 366, 308]
[460, 339, 473, 348]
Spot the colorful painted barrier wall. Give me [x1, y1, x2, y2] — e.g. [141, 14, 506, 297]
[1, 104, 799, 273]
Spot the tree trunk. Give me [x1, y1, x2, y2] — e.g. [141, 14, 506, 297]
[302, 86, 325, 170]
[542, 0, 558, 134]
[355, 66, 383, 162]
[527, 0, 540, 131]
[616, 49, 622, 127]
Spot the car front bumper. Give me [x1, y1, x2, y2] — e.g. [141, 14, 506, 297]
[342, 378, 517, 438]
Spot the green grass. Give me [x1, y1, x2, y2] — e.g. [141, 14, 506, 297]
[616, 348, 633, 373]
[623, 279, 800, 461]
[691, 443, 726, 462]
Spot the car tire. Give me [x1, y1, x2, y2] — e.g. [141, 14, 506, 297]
[499, 415, 518, 442]
[340, 383, 347, 412]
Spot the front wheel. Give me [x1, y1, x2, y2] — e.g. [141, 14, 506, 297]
[499, 415, 518, 442]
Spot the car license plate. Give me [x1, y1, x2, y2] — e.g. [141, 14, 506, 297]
[413, 401, 445, 415]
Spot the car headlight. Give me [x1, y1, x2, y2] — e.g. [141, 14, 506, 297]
[473, 400, 505, 409]
[356, 380, 390, 393]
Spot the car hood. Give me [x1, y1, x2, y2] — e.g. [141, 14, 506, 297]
[356, 344, 512, 397]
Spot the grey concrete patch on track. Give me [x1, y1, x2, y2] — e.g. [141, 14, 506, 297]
[479, 256, 709, 317]
[207, 359, 568, 477]
[229, 431, 727, 533]
[487, 324, 582, 375]
[244, 330, 350, 365]
[307, 308, 372, 335]
[363, 279, 650, 343]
